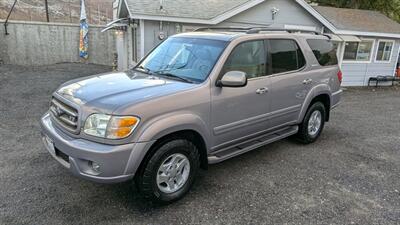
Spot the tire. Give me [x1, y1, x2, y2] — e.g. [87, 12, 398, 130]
[135, 139, 200, 204]
[296, 102, 326, 144]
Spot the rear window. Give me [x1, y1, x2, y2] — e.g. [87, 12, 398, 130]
[307, 39, 338, 66]
[268, 39, 306, 74]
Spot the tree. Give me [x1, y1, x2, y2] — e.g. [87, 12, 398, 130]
[308, 0, 400, 22]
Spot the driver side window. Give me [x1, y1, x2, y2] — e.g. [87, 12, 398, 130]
[221, 40, 266, 79]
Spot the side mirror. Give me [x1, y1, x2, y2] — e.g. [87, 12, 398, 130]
[217, 71, 247, 88]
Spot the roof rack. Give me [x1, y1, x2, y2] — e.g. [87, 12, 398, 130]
[194, 26, 268, 32]
[194, 27, 331, 39]
[246, 27, 320, 35]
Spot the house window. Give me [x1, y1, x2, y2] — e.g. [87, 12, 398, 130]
[376, 40, 394, 62]
[343, 40, 374, 62]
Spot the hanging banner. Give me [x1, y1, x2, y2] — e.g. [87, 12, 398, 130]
[79, 0, 89, 59]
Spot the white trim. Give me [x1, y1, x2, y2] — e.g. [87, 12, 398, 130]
[336, 41, 345, 67]
[121, 0, 400, 39]
[117, 0, 126, 18]
[127, 0, 265, 25]
[374, 39, 395, 63]
[140, 19, 145, 59]
[131, 14, 213, 24]
[294, 0, 338, 32]
[342, 38, 376, 64]
[284, 24, 317, 32]
[392, 44, 400, 76]
[295, 0, 400, 39]
[336, 29, 400, 39]
[339, 35, 361, 42]
[327, 34, 343, 42]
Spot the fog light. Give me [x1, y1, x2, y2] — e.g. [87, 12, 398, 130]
[90, 161, 101, 173]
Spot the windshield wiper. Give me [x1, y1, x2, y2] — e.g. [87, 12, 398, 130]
[154, 72, 194, 84]
[134, 65, 152, 74]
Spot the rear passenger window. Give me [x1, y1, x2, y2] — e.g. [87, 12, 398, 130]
[221, 40, 266, 79]
[307, 39, 338, 66]
[268, 39, 306, 74]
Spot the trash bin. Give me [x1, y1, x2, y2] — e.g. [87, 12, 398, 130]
[397, 63, 400, 77]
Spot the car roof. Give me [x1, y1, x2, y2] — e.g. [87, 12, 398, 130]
[173, 31, 245, 42]
[173, 30, 330, 42]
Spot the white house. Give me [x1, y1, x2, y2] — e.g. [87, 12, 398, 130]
[108, 0, 400, 86]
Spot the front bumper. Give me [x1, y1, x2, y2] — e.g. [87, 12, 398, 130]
[40, 113, 154, 184]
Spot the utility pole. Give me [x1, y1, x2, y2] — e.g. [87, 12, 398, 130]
[44, 0, 50, 22]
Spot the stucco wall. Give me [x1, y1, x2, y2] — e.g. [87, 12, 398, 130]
[0, 20, 116, 66]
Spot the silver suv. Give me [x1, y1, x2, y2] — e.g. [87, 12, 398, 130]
[40, 28, 342, 203]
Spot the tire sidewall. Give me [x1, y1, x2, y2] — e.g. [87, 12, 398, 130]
[302, 102, 326, 143]
[147, 140, 199, 203]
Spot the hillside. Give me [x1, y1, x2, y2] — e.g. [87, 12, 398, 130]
[0, 0, 114, 24]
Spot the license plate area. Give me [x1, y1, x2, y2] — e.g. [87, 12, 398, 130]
[43, 135, 56, 156]
[43, 135, 70, 168]
[55, 148, 70, 163]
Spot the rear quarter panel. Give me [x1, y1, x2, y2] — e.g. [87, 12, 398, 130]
[295, 36, 341, 123]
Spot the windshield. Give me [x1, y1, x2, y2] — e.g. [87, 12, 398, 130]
[135, 37, 227, 83]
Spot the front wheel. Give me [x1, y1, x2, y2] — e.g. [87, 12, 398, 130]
[135, 139, 200, 204]
[296, 102, 326, 144]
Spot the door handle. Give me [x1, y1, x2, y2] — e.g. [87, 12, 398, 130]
[256, 87, 268, 95]
[303, 79, 313, 85]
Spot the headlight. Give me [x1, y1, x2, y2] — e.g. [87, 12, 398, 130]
[83, 114, 140, 139]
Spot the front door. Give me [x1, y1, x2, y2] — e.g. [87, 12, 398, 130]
[211, 40, 270, 150]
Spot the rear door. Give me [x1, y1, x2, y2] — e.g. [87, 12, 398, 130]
[266, 38, 313, 129]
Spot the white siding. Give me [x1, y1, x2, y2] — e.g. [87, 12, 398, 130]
[220, 0, 325, 31]
[341, 39, 400, 86]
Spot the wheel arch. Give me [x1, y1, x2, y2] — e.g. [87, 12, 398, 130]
[298, 86, 332, 123]
[136, 129, 209, 175]
[134, 114, 210, 173]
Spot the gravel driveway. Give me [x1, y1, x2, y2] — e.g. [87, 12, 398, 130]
[1, 63, 399, 225]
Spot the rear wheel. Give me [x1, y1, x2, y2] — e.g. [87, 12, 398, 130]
[296, 102, 326, 144]
[135, 139, 200, 204]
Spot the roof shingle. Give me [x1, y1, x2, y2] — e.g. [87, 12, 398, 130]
[313, 6, 400, 35]
[125, 0, 255, 20]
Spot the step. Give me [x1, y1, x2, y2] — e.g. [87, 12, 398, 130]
[208, 125, 299, 164]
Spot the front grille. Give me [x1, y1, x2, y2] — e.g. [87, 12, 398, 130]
[49, 97, 79, 132]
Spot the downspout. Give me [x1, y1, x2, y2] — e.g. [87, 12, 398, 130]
[4, 0, 18, 35]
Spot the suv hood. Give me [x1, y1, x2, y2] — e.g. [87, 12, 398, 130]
[56, 71, 196, 111]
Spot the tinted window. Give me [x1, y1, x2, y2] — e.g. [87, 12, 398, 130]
[221, 40, 266, 79]
[268, 39, 306, 74]
[307, 39, 338, 66]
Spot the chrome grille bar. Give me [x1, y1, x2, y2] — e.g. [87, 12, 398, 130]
[49, 97, 79, 133]
[51, 99, 78, 117]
